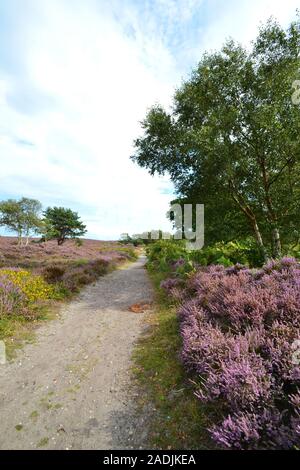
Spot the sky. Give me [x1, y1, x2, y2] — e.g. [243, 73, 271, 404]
[0, 0, 299, 239]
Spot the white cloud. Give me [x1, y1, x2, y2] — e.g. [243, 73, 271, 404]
[0, 0, 178, 238]
[0, 0, 298, 239]
[191, 0, 299, 57]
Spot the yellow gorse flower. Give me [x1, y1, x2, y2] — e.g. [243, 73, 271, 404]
[0, 269, 54, 302]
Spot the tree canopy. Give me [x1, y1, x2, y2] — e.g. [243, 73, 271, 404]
[132, 17, 300, 259]
[43, 206, 87, 245]
[0, 197, 42, 245]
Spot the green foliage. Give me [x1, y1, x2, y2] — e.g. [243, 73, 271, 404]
[119, 233, 133, 244]
[132, 16, 300, 259]
[285, 243, 300, 260]
[43, 206, 87, 245]
[146, 240, 188, 272]
[0, 199, 22, 238]
[116, 247, 138, 260]
[147, 238, 265, 279]
[20, 198, 43, 239]
[190, 240, 264, 267]
[0, 198, 42, 245]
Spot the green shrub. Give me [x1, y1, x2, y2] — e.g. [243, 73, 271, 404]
[89, 259, 111, 275]
[285, 243, 300, 260]
[146, 240, 188, 272]
[147, 239, 265, 280]
[43, 264, 66, 283]
[190, 239, 264, 267]
[116, 247, 138, 260]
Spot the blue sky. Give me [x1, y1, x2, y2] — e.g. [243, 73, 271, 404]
[0, 0, 298, 239]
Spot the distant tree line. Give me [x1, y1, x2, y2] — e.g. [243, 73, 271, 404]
[0, 197, 87, 245]
[120, 230, 173, 246]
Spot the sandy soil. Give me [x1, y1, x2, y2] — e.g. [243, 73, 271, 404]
[0, 256, 153, 450]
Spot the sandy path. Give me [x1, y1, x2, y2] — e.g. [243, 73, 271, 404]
[0, 256, 152, 450]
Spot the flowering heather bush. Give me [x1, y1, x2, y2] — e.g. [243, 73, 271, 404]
[0, 238, 137, 340]
[0, 237, 137, 296]
[0, 275, 27, 317]
[179, 258, 300, 449]
[0, 268, 54, 302]
[0, 236, 135, 267]
[160, 277, 186, 301]
[58, 258, 113, 292]
[160, 278, 181, 291]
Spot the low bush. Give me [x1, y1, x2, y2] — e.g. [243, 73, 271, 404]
[89, 258, 111, 275]
[146, 240, 189, 273]
[42, 257, 120, 293]
[116, 247, 138, 260]
[190, 240, 264, 268]
[0, 276, 27, 317]
[286, 243, 300, 261]
[43, 264, 66, 283]
[54, 258, 113, 292]
[0, 268, 54, 303]
[147, 239, 265, 283]
[179, 258, 300, 449]
[0, 268, 56, 319]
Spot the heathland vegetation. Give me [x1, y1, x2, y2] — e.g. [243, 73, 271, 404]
[140, 241, 300, 449]
[131, 16, 300, 450]
[0, 198, 137, 356]
[1, 14, 300, 451]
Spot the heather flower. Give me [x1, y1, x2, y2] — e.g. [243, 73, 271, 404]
[198, 355, 271, 411]
[160, 277, 186, 300]
[0, 274, 26, 317]
[171, 258, 186, 269]
[160, 278, 180, 291]
[210, 409, 295, 450]
[177, 257, 300, 449]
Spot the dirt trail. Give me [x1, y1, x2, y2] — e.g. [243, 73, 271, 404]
[0, 256, 152, 450]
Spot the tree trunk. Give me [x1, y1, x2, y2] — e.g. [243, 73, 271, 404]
[17, 230, 22, 246]
[257, 154, 282, 260]
[271, 227, 282, 259]
[252, 219, 269, 264]
[229, 179, 269, 264]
